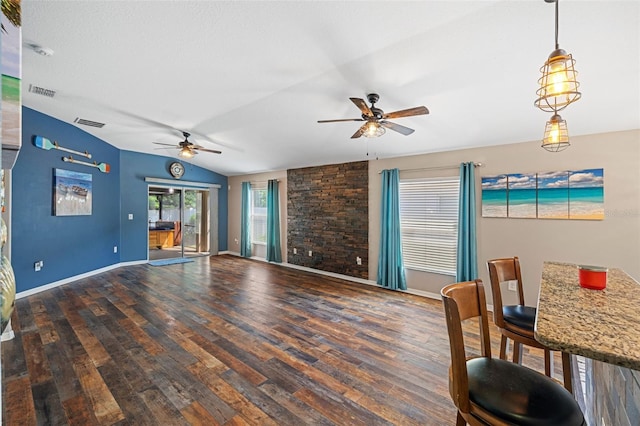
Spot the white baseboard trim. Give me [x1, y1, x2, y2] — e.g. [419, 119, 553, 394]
[16, 260, 148, 299]
[223, 252, 445, 301]
[17, 253, 493, 312]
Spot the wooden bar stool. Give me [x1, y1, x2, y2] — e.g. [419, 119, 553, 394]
[441, 280, 584, 426]
[487, 257, 572, 393]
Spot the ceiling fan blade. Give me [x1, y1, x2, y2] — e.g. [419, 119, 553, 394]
[350, 98, 373, 117]
[383, 106, 429, 119]
[317, 118, 364, 123]
[351, 123, 369, 139]
[153, 142, 179, 147]
[195, 147, 222, 154]
[380, 120, 415, 136]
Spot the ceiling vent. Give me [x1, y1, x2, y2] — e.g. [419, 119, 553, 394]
[28, 84, 56, 98]
[74, 118, 105, 128]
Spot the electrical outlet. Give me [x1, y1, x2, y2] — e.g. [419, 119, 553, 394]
[507, 280, 517, 291]
[113, 246, 118, 253]
[128, 213, 134, 220]
[356, 256, 362, 265]
[293, 248, 297, 254]
[308, 250, 313, 257]
[34, 260, 43, 272]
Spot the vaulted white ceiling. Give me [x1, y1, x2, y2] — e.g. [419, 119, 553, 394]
[21, 1, 640, 176]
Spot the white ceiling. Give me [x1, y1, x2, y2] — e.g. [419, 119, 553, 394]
[21, 1, 640, 176]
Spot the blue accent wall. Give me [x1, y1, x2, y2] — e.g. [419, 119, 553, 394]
[119, 150, 227, 262]
[14, 108, 121, 292]
[13, 107, 228, 293]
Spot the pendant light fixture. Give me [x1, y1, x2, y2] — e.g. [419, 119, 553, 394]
[534, 0, 581, 113]
[541, 113, 570, 152]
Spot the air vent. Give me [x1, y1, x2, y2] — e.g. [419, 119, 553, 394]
[74, 118, 105, 128]
[28, 84, 56, 98]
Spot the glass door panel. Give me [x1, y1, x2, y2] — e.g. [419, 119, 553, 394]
[183, 189, 209, 257]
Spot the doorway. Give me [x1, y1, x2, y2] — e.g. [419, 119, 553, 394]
[148, 186, 210, 261]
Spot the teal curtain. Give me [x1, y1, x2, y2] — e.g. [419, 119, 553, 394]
[377, 169, 407, 290]
[240, 182, 252, 258]
[266, 179, 282, 263]
[456, 162, 478, 281]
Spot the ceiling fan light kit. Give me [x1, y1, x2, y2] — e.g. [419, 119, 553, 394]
[363, 121, 385, 138]
[179, 147, 195, 158]
[536, 0, 581, 152]
[318, 93, 428, 139]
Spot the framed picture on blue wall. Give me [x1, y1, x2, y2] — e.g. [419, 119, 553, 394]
[54, 168, 92, 216]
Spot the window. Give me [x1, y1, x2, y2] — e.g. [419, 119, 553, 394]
[251, 186, 267, 244]
[399, 177, 460, 275]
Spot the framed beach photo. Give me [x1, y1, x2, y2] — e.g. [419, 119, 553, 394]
[568, 168, 604, 220]
[506, 173, 537, 218]
[537, 171, 570, 219]
[54, 169, 92, 216]
[481, 175, 508, 218]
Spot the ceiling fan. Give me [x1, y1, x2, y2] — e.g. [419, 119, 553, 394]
[318, 93, 429, 139]
[153, 131, 222, 159]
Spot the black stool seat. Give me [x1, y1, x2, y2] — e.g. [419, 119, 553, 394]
[467, 358, 584, 426]
[503, 305, 537, 332]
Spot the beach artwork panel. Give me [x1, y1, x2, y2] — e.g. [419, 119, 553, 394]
[568, 168, 604, 220]
[537, 171, 570, 219]
[482, 168, 605, 220]
[481, 175, 508, 218]
[54, 169, 92, 216]
[507, 173, 537, 218]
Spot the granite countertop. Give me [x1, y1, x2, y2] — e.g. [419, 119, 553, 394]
[535, 261, 640, 370]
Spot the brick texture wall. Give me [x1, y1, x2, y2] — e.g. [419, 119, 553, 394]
[287, 161, 368, 279]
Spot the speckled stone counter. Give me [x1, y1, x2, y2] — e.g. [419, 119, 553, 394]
[535, 261, 640, 370]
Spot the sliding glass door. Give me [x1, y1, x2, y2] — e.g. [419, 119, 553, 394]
[148, 186, 210, 260]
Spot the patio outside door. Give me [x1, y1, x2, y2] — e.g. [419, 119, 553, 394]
[148, 186, 210, 260]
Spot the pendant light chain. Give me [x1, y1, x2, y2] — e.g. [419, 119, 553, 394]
[537, 0, 581, 151]
[554, 0, 560, 50]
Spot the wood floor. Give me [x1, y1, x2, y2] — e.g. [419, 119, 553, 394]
[2, 255, 550, 425]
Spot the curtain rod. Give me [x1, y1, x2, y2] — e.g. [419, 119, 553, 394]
[378, 162, 483, 174]
[247, 179, 280, 184]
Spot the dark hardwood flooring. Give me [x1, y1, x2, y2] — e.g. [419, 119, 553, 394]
[2, 255, 552, 425]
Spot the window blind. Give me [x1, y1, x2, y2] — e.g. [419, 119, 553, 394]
[399, 177, 460, 275]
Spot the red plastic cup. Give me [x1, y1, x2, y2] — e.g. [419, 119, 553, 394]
[578, 265, 608, 290]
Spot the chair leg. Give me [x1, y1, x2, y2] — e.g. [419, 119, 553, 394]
[456, 411, 466, 426]
[499, 335, 507, 360]
[544, 349, 552, 377]
[513, 341, 523, 364]
[561, 351, 573, 394]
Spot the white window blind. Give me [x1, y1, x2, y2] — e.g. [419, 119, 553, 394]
[251, 186, 267, 244]
[399, 177, 460, 275]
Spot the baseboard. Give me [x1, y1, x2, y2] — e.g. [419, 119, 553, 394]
[16, 260, 148, 299]
[16, 254, 492, 311]
[224, 252, 445, 301]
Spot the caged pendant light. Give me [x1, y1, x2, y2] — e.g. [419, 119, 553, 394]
[541, 113, 570, 152]
[534, 0, 581, 113]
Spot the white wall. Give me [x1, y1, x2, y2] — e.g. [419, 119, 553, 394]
[227, 171, 288, 260]
[369, 129, 640, 304]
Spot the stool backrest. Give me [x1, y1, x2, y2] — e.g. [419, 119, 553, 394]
[487, 257, 525, 328]
[441, 279, 492, 413]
